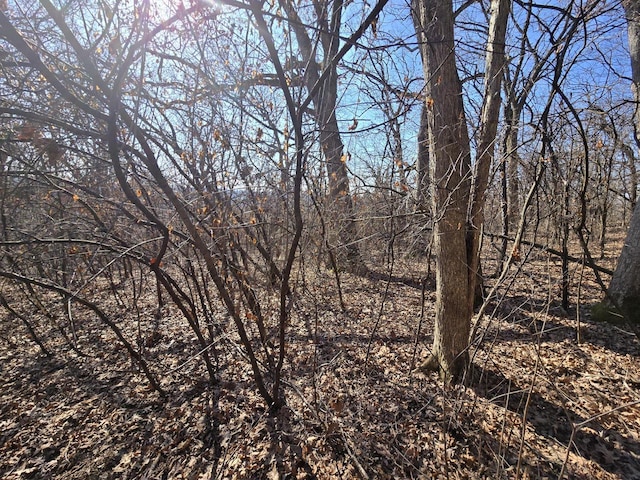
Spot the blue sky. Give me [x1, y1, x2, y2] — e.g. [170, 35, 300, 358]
[331, 0, 634, 187]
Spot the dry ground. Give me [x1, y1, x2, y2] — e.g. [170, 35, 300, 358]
[1, 242, 639, 479]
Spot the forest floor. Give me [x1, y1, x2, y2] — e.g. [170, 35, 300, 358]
[1, 239, 639, 479]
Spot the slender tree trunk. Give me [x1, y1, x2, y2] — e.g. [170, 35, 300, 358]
[282, 0, 362, 270]
[561, 179, 571, 312]
[497, 98, 522, 270]
[416, 104, 430, 212]
[598, 205, 608, 259]
[391, 114, 410, 230]
[506, 113, 521, 231]
[468, 0, 511, 310]
[631, 161, 638, 210]
[498, 151, 509, 272]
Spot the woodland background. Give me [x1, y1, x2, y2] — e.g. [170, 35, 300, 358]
[0, 0, 639, 478]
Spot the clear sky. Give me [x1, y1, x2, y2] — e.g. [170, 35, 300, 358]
[333, 0, 633, 188]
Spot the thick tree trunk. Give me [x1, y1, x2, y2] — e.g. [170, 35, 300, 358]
[609, 203, 640, 323]
[413, 0, 509, 381]
[412, 0, 472, 381]
[630, 152, 638, 210]
[606, 1, 640, 326]
[629, 0, 640, 213]
[319, 109, 361, 266]
[628, 0, 640, 149]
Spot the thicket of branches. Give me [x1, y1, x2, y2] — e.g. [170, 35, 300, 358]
[0, 0, 636, 408]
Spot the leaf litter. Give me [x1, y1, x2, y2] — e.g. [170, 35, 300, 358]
[0, 250, 639, 479]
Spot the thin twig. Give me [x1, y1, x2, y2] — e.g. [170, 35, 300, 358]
[558, 399, 640, 479]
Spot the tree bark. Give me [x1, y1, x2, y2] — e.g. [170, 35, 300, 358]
[505, 102, 521, 231]
[415, 104, 430, 212]
[609, 203, 640, 324]
[413, 0, 509, 381]
[412, 0, 472, 381]
[628, 0, 640, 212]
[468, 0, 511, 311]
[607, 0, 640, 325]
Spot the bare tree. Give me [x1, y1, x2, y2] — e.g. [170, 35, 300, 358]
[281, 0, 367, 271]
[412, 0, 510, 381]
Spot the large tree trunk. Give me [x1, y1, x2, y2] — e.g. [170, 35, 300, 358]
[607, 0, 640, 326]
[412, 0, 472, 382]
[628, 0, 640, 212]
[318, 98, 361, 267]
[609, 204, 640, 324]
[413, 0, 509, 381]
